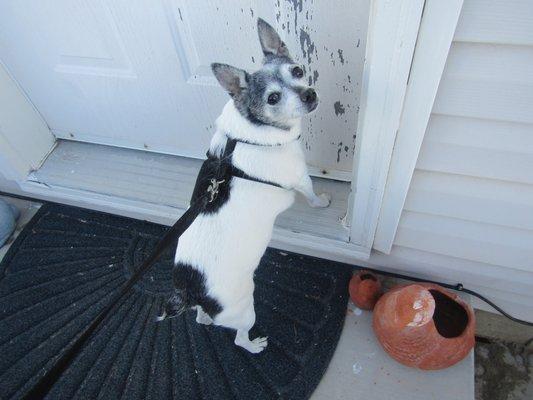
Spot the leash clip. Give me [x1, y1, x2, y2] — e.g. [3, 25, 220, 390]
[207, 178, 225, 203]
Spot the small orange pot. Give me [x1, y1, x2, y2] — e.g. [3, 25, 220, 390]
[372, 283, 475, 370]
[349, 271, 382, 310]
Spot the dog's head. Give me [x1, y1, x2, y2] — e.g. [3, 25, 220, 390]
[211, 18, 318, 130]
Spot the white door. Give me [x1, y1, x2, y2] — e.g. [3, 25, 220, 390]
[0, 0, 368, 178]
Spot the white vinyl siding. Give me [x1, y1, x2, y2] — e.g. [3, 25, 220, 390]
[370, 0, 533, 320]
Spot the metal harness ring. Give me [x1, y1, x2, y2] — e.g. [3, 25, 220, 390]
[207, 178, 225, 203]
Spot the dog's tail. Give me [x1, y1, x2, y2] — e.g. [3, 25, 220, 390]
[155, 290, 188, 322]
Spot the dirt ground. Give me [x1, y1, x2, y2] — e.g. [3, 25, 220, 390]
[475, 339, 533, 400]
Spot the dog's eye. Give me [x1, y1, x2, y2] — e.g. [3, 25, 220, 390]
[292, 66, 304, 79]
[267, 92, 281, 105]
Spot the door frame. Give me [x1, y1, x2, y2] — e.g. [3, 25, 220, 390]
[372, 0, 464, 254]
[0, 0, 439, 262]
[0, 59, 55, 182]
[348, 0, 425, 252]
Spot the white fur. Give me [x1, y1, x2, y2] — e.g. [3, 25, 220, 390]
[174, 100, 329, 353]
[279, 63, 305, 85]
[215, 101, 300, 147]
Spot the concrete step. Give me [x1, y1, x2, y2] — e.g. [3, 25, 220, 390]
[312, 302, 475, 400]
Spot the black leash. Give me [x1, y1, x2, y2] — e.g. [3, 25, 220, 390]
[21, 202, 206, 400]
[22, 139, 244, 399]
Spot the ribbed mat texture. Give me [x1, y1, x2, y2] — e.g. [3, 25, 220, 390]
[0, 203, 351, 400]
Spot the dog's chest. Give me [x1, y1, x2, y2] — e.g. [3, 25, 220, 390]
[232, 140, 307, 188]
[223, 141, 301, 224]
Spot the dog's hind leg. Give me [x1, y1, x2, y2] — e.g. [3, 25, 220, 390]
[231, 302, 268, 354]
[235, 329, 268, 354]
[156, 290, 187, 322]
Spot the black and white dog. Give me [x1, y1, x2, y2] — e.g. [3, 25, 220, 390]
[158, 18, 330, 354]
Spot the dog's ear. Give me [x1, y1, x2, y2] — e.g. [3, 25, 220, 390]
[211, 63, 248, 96]
[257, 18, 290, 58]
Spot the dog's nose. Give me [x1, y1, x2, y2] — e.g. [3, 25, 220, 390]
[300, 88, 317, 103]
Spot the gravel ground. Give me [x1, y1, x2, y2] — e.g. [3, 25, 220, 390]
[475, 339, 533, 400]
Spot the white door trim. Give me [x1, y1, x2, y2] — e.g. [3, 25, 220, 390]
[372, 0, 464, 254]
[348, 0, 425, 250]
[0, 61, 55, 181]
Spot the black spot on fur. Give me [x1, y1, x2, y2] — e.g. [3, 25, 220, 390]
[171, 262, 223, 318]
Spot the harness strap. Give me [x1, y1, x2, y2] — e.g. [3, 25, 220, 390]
[230, 165, 284, 189]
[225, 137, 287, 190]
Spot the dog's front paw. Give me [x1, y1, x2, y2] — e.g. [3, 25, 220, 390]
[309, 193, 331, 208]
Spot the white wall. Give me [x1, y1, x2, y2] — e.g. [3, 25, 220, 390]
[368, 0, 533, 321]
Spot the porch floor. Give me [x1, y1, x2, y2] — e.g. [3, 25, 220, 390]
[312, 302, 474, 400]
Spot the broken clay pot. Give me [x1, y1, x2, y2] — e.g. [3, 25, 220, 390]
[349, 271, 382, 310]
[372, 283, 475, 370]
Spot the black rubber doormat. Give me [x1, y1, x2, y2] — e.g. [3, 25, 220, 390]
[0, 203, 352, 400]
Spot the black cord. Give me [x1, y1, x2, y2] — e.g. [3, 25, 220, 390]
[358, 266, 533, 327]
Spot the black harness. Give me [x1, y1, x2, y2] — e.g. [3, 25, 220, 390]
[22, 136, 290, 399]
[207, 138, 285, 193]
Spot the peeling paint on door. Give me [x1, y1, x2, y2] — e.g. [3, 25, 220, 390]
[338, 49, 345, 65]
[334, 101, 346, 116]
[166, 1, 370, 177]
[298, 28, 315, 64]
[272, 0, 369, 174]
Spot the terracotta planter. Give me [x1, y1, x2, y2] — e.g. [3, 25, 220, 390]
[372, 283, 475, 370]
[349, 271, 382, 310]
